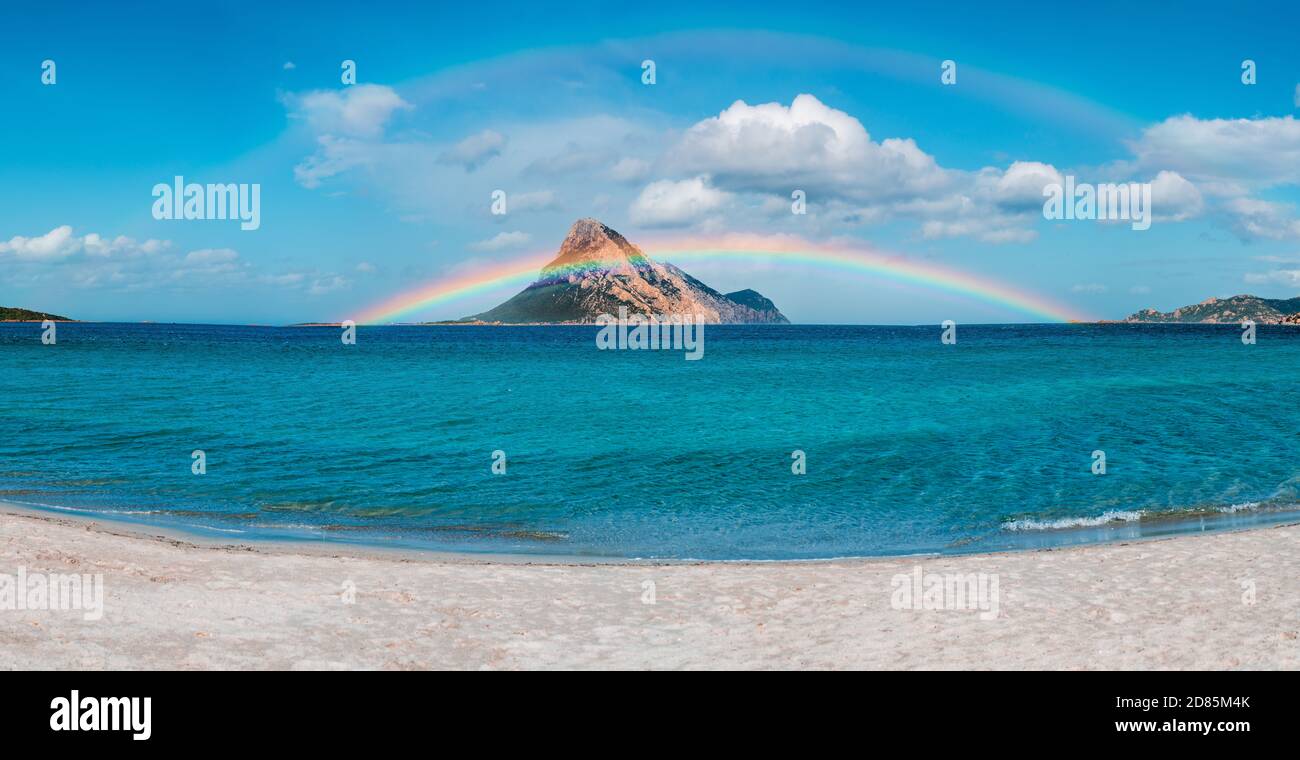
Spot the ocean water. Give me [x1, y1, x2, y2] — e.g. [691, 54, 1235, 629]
[1, 322, 1298, 560]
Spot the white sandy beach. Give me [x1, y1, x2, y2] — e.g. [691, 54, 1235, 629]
[1, 503, 1297, 670]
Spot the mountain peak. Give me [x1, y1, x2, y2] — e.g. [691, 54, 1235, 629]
[566, 217, 612, 243]
[546, 217, 646, 271]
[466, 219, 789, 325]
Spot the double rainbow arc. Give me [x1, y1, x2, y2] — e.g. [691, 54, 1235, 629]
[351, 235, 1091, 325]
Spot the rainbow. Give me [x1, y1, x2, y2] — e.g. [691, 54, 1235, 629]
[350, 234, 1092, 324]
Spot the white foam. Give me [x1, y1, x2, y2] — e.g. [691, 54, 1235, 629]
[1002, 502, 1267, 532]
[1002, 510, 1146, 532]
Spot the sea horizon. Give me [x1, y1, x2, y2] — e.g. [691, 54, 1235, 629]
[1, 317, 1262, 327]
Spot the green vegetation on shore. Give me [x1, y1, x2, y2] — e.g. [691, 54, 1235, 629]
[0, 306, 72, 321]
[1123, 295, 1300, 325]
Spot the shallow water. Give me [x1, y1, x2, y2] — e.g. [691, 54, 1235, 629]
[1, 322, 1297, 559]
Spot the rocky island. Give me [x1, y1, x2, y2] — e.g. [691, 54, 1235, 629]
[464, 218, 789, 324]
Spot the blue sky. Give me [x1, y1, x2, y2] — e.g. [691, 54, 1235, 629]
[4, 0, 1300, 323]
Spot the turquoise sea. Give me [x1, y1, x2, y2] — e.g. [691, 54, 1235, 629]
[1, 322, 1298, 559]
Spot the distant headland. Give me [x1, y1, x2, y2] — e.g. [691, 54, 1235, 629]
[0, 306, 73, 322]
[1121, 295, 1300, 324]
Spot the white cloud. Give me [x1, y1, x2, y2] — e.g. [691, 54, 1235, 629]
[658, 95, 1073, 242]
[629, 176, 731, 227]
[254, 270, 352, 296]
[1245, 269, 1300, 287]
[1070, 283, 1109, 294]
[308, 275, 350, 295]
[289, 84, 412, 139]
[921, 217, 1037, 244]
[1117, 115, 1300, 238]
[167, 249, 244, 281]
[1223, 197, 1300, 240]
[610, 157, 651, 183]
[283, 61, 296, 70]
[0, 226, 367, 298]
[438, 129, 506, 171]
[0, 225, 81, 260]
[1, 229, 247, 291]
[1, 226, 171, 262]
[991, 161, 1064, 211]
[276, 81, 1227, 244]
[470, 231, 532, 251]
[670, 94, 950, 201]
[1149, 170, 1204, 221]
[356, 261, 376, 273]
[907, 172, 1042, 244]
[83, 233, 169, 257]
[922, 165, 1206, 241]
[1132, 114, 1300, 189]
[293, 135, 371, 188]
[184, 248, 240, 265]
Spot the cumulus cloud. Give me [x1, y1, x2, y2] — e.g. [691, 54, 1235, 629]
[438, 129, 506, 171]
[669, 94, 950, 201]
[1149, 170, 1204, 221]
[0, 225, 366, 300]
[990, 161, 1064, 211]
[629, 176, 731, 227]
[0, 225, 81, 260]
[289, 84, 412, 139]
[470, 231, 532, 251]
[83, 233, 169, 257]
[921, 165, 1206, 241]
[1117, 114, 1300, 238]
[1131, 114, 1300, 189]
[901, 166, 1051, 244]
[1223, 197, 1300, 240]
[1, 226, 171, 262]
[275, 82, 1237, 244]
[657, 95, 1079, 242]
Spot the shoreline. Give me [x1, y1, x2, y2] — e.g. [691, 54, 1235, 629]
[7, 497, 1299, 566]
[3, 502, 1297, 669]
[0, 501, 652, 567]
